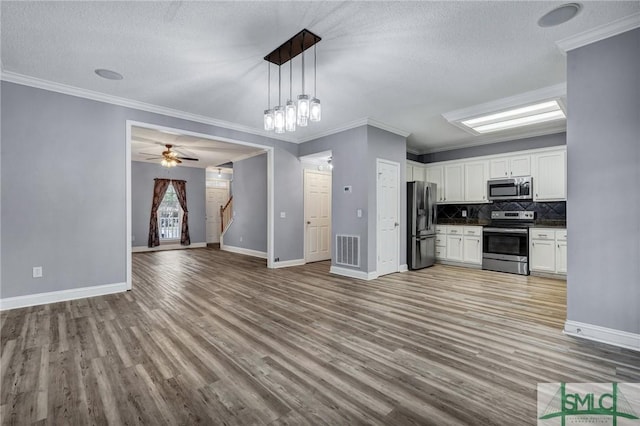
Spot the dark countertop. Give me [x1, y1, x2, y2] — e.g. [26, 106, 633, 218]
[437, 218, 566, 228]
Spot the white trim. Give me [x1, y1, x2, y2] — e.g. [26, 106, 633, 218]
[399, 264, 408, 273]
[229, 150, 268, 163]
[376, 158, 402, 276]
[297, 118, 410, 144]
[1, 71, 296, 143]
[556, 12, 640, 53]
[330, 266, 379, 281]
[563, 320, 640, 352]
[266, 148, 274, 268]
[132, 242, 207, 253]
[126, 121, 132, 290]
[271, 259, 306, 269]
[0, 282, 128, 311]
[220, 245, 268, 259]
[0, 72, 413, 145]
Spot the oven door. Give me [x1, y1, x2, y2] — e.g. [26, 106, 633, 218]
[482, 227, 529, 261]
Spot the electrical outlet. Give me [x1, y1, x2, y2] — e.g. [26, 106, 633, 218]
[274, 257, 280, 262]
[240, 236, 243, 242]
[462, 210, 467, 218]
[357, 208, 362, 218]
[32, 266, 43, 278]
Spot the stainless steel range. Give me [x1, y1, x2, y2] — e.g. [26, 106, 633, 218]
[482, 211, 535, 275]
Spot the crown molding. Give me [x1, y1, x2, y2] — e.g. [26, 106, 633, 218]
[556, 12, 640, 53]
[0, 71, 298, 144]
[296, 117, 410, 144]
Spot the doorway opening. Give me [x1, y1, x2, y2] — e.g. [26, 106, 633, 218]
[300, 151, 333, 264]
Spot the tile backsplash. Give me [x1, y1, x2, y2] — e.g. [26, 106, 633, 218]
[437, 201, 566, 221]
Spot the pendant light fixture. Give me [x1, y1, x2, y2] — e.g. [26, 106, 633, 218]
[310, 44, 321, 122]
[263, 64, 274, 131]
[285, 51, 297, 132]
[262, 29, 321, 134]
[274, 64, 285, 134]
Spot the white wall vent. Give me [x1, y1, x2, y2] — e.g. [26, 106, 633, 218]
[335, 235, 360, 267]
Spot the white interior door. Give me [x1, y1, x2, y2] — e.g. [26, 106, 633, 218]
[206, 186, 228, 243]
[304, 169, 332, 263]
[377, 159, 400, 276]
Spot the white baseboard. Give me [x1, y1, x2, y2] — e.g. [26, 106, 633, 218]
[531, 271, 567, 280]
[564, 320, 640, 352]
[399, 264, 408, 273]
[221, 245, 267, 259]
[330, 266, 378, 281]
[0, 282, 128, 311]
[272, 259, 306, 269]
[132, 242, 207, 253]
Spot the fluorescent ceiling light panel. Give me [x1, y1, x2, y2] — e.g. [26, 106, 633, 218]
[461, 100, 565, 134]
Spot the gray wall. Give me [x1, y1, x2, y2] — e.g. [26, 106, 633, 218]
[299, 126, 370, 272]
[299, 125, 408, 273]
[131, 161, 206, 247]
[419, 132, 566, 163]
[367, 126, 407, 271]
[223, 153, 268, 253]
[1, 81, 303, 299]
[566, 28, 640, 334]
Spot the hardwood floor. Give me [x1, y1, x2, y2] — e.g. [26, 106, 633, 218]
[1, 248, 639, 425]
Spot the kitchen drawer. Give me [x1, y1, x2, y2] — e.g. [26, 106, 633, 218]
[435, 247, 445, 259]
[463, 226, 482, 236]
[435, 226, 446, 234]
[447, 226, 464, 235]
[556, 229, 567, 241]
[530, 229, 555, 240]
[435, 235, 446, 247]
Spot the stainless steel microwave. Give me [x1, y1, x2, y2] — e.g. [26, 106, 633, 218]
[487, 177, 533, 201]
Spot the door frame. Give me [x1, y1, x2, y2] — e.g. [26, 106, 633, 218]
[126, 120, 275, 291]
[303, 168, 332, 263]
[376, 158, 401, 276]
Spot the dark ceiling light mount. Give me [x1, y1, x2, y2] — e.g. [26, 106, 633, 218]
[94, 68, 123, 80]
[538, 3, 582, 27]
[263, 29, 322, 133]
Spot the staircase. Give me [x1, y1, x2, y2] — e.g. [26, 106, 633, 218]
[220, 196, 233, 235]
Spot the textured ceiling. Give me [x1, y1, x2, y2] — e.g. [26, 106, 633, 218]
[2, 1, 639, 153]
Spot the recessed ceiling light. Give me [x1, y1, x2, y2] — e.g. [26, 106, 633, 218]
[538, 3, 582, 27]
[94, 68, 123, 80]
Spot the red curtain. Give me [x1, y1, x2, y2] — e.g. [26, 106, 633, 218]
[171, 180, 191, 246]
[148, 178, 171, 247]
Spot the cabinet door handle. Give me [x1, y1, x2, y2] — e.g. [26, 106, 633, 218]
[532, 242, 535, 246]
[538, 234, 547, 237]
[504, 172, 507, 176]
[557, 244, 560, 248]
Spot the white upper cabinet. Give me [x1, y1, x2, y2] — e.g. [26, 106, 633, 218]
[489, 155, 531, 178]
[532, 149, 566, 201]
[464, 160, 489, 202]
[413, 166, 426, 181]
[444, 163, 464, 203]
[425, 165, 444, 202]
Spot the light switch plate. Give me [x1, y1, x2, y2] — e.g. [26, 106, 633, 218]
[280, 212, 286, 218]
[33, 266, 43, 278]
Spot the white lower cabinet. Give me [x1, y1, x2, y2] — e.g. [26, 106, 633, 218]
[462, 226, 482, 265]
[436, 225, 482, 266]
[530, 228, 567, 275]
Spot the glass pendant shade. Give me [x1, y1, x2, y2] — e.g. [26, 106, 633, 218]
[297, 94, 310, 127]
[161, 159, 168, 167]
[264, 109, 274, 131]
[310, 97, 321, 122]
[274, 106, 285, 134]
[285, 101, 296, 132]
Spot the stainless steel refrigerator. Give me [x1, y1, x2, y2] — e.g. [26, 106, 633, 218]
[407, 181, 437, 270]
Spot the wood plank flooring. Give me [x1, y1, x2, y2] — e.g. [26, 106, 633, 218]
[1, 247, 639, 425]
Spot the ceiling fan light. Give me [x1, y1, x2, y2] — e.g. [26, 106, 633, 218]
[285, 101, 297, 132]
[297, 94, 309, 127]
[310, 97, 321, 122]
[274, 106, 285, 134]
[161, 159, 168, 167]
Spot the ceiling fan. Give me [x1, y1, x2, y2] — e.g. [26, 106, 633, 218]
[143, 144, 199, 167]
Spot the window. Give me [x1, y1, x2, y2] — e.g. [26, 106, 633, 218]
[158, 184, 182, 241]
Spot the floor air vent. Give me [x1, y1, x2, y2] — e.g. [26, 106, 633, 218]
[335, 235, 360, 267]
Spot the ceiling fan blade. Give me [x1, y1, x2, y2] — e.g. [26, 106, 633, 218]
[139, 152, 162, 156]
[145, 157, 163, 160]
[176, 158, 183, 164]
[177, 157, 199, 161]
